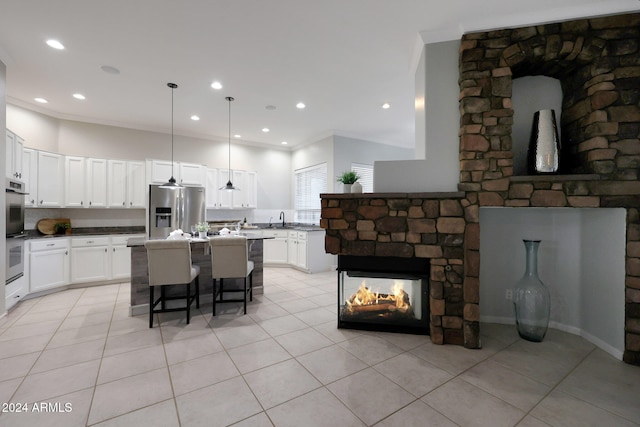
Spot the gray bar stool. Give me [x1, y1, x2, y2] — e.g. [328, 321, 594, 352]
[145, 239, 200, 328]
[209, 236, 254, 315]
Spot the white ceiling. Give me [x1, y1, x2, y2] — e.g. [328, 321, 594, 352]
[1, 1, 638, 149]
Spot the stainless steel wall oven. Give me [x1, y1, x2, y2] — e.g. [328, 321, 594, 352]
[5, 178, 26, 285]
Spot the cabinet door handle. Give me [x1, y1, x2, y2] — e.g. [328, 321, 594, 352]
[123, 202, 126, 206]
[30, 199, 35, 204]
[87, 240, 94, 244]
[40, 200, 43, 204]
[105, 248, 107, 252]
[65, 251, 68, 255]
[113, 248, 115, 252]
[80, 201, 83, 206]
[46, 243, 55, 246]
[89, 201, 92, 206]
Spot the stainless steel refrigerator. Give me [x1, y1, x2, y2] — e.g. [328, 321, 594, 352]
[148, 185, 206, 238]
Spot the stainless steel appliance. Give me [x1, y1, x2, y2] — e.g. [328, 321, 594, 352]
[5, 178, 26, 284]
[148, 185, 206, 239]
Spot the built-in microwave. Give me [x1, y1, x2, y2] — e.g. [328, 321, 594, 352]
[6, 178, 26, 237]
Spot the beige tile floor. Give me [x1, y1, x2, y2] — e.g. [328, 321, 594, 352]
[0, 267, 639, 426]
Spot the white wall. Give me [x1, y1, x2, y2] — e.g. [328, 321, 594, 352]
[479, 207, 626, 358]
[414, 40, 460, 192]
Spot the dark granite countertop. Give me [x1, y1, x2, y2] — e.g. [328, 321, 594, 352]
[24, 226, 146, 240]
[127, 232, 271, 247]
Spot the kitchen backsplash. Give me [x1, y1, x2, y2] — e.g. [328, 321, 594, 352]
[25, 208, 146, 230]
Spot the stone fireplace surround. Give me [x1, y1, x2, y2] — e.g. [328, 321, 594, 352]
[321, 12, 640, 365]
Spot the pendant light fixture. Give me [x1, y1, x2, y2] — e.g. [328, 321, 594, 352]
[220, 96, 240, 191]
[159, 82, 181, 189]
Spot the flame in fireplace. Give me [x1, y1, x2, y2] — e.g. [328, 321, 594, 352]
[345, 280, 411, 314]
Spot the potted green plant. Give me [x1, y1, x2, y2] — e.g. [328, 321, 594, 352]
[337, 171, 360, 193]
[195, 222, 209, 239]
[54, 222, 70, 235]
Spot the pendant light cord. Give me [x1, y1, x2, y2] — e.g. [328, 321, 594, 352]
[227, 96, 233, 183]
[171, 85, 175, 179]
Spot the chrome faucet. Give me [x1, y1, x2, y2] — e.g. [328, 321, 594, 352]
[279, 211, 285, 228]
[268, 217, 273, 228]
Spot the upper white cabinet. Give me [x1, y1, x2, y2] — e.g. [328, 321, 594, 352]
[6, 130, 24, 180]
[22, 148, 38, 207]
[179, 162, 205, 186]
[148, 159, 179, 184]
[65, 156, 86, 207]
[37, 151, 64, 207]
[205, 168, 219, 208]
[108, 160, 146, 208]
[127, 161, 146, 208]
[86, 158, 108, 208]
[107, 159, 127, 208]
[212, 168, 257, 209]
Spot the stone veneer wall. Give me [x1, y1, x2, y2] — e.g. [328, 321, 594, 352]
[457, 12, 640, 365]
[322, 12, 640, 365]
[321, 192, 475, 347]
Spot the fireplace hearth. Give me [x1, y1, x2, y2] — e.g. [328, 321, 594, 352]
[338, 256, 430, 335]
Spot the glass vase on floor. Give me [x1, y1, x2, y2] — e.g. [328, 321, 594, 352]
[513, 239, 550, 342]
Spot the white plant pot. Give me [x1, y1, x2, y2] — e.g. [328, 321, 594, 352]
[351, 182, 363, 193]
[199, 231, 207, 239]
[343, 184, 352, 193]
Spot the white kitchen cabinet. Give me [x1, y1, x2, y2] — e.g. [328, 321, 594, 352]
[217, 169, 233, 208]
[179, 162, 204, 186]
[110, 234, 142, 280]
[30, 238, 70, 292]
[108, 159, 127, 207]
[5, 275, 27, 311]
[127, 161, 146, 208]
[37, 151, 64, 207]
[71, 237, 110, 283]
[22, 148, 38, 207]
[205, 168, 219, 208]
[263, 229, 289, 264]
[231, 170, 246, 208]
[86, 158, 108, 207]
[65, 156, 86, 207]
[148, 159, 179, 184]
[287, 231, 308, 269]
[6, 129, 24, 180]
[244, 171, 258, 208]
[109, 160, 146, 208]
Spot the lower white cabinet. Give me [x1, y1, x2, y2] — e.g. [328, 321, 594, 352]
[71, 237, 110, 283]
[27, 234, 142, 296]
[111, 235, 135, 280]
[30, 238, 70, 293]
[263, 230, 289, 264]
[287, 231, 308, 269]
[5, 275, 27, 311]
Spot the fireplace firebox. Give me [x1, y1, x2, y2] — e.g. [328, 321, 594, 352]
[337, 255, 430, 335]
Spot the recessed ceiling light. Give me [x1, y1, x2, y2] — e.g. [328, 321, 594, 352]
[100, 65, 120, 75]
[190, 115, 200, 121]
[281, 141, 288, 145]
[73, 93, 86, 100]
[46, 39, 64, 50]
[34, 97, 48, 104]
[265, 105, 276, 110]
[296, 102, 306, 109]
[382, 102, 390, 109]
[233, 134, 241, 138]
[211, 81, 222, 90]
[262, 128, 270, 133]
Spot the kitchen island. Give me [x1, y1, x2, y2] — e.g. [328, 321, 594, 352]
[127, 233, 269, 315]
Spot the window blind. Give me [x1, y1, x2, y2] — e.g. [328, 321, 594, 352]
[294, 163, 327, 224]
[352, 163, 374, 193]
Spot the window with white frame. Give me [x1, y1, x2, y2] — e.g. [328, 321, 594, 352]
[294, 163, 327, 224]
[352, 163, 374, 193]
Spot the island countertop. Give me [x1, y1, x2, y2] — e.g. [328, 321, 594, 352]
[126, 232, 269, 247]
[129, 234, 268, 315]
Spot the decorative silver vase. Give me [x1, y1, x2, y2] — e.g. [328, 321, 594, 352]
[528, 109, 560, 174]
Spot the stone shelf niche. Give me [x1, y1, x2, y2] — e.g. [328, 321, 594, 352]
[322, 12, 640, 365]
